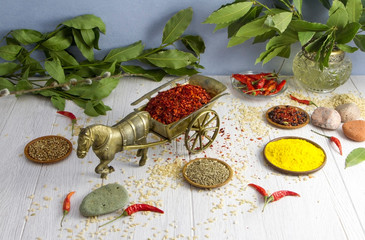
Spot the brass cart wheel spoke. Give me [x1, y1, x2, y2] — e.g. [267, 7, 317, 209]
[203, 132, 213, 143]
[185, 109, 220, 154]
[190, 132, 200, 150]
[202, 115, 217, 127]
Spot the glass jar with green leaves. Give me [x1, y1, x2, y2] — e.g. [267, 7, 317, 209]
[204, 0, 365, 92]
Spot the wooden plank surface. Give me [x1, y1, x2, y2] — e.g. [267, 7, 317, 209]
[1, 75, 365, 240]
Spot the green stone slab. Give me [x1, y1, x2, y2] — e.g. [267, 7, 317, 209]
[79, 183, 129, 217]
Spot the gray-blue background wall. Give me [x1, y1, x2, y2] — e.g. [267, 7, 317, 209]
[1, 0, 363, 75]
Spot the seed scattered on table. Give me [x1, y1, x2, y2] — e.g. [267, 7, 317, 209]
[185, 159, 230, 186]
[27, 137, 71, 161]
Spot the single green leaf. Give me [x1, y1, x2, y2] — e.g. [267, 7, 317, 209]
[163, 67, 200, 76]
[89, 61, 117, 76]
[253, 30, 277, 44]
[204, 2, 253, 24]
[10, 29, 43, 45]
[44, 59, 65, 83]
[42, 29, 72, 51]
[227, 6, 263, 38]
[93, 28, 101, 50]
[144, 50, 198, 69]
[121, 65, 166, 81]
[337, 43, 358, 52]
[181, 35, 206, 56]
[354, 34, 365, 51]
[0, 45, 23, 61]
[72, 29, 94, 61]
[49, 50, 79, 66]
[6, 37, 20, 46]
[305, 34, 327, 52]
[84, 101, 111, 116]
[277, 45, 291, 58]
[51, 95, 66, 110]
[15, 79, 32, 92]
[84, 101, 101, 116]
[327, 0, 348, 28]
[162, 7, 193, 45]
[0, 77, 15, 91]
[235, 17, 272, 38]
[93, 101, 111, 115]
[271, 12, 293, 33]
[265, 29, 298, 50]
[67, 77, 119, 100]
[345, 147, 365, 168]
[22, 67, 30, 80]
[293, 0, 303, 15]
[257, 45, 287, 65]
[62, 14, 106, 34]
[104, 41, 144, 62]
[289, 20, 330, 31]
[214, 22, 232, 32]
[23, 56, 44, 74]
[346, 0, 363, 22]
[227, 36, 250, 47]
[298, 32, 316, 46]
[0, 62, 19, 76]
[336, 22, 361, 44]
[80, 29, 96, 47]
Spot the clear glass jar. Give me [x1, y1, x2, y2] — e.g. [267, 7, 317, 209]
[292, 48, 352, 93]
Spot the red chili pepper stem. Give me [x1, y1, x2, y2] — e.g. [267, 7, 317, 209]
[99, 210, 129, 228]
[311, 130, 343, 155]
[263, 195, 274, 212]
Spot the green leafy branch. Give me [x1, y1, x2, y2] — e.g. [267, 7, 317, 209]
[204, 0, 365, 69]
[0, 8, 205, 116]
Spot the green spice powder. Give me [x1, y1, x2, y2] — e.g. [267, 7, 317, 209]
[185, 159, 230, 186]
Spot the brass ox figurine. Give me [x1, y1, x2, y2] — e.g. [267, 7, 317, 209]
[77, 111, 151, 178]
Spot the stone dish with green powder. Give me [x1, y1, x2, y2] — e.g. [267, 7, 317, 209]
[79, 183, 129, 217]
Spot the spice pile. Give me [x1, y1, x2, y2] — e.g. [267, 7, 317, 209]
[184, 158, 231, 187]
[267, 105, 308, 127]
[264, 138, 326, 172]
[26, 136, 71, 162]
[145, 84, 211, 124]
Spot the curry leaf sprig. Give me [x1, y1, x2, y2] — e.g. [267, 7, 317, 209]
[0, 8, 205, 116]
[204, 0, 365, 70]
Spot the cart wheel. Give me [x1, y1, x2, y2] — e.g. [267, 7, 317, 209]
[185, 109, 220, 154]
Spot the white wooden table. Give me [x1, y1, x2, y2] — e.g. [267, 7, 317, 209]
[1, 75, 365, 240]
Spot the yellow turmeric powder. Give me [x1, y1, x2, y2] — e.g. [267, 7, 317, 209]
[264, 138, 325, 172]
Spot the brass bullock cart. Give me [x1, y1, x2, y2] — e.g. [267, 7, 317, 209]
[77, 75, 228, 178]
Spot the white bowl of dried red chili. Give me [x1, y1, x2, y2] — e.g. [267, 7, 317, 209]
[231, 71, 287, 99]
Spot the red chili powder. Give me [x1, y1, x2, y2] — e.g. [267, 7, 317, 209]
[145, 84, 211, 124]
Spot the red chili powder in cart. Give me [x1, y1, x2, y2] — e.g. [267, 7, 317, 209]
[145, 84, 212, 124]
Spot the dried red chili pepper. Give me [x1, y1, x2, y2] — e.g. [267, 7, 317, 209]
[311, 130, 342, 155]
[57, 111, 77, 136]
[248, 183, 300, 212]
[99, 204, 164, 227]
[289, 94, 318, 107]
[60, 191, 75, 227]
